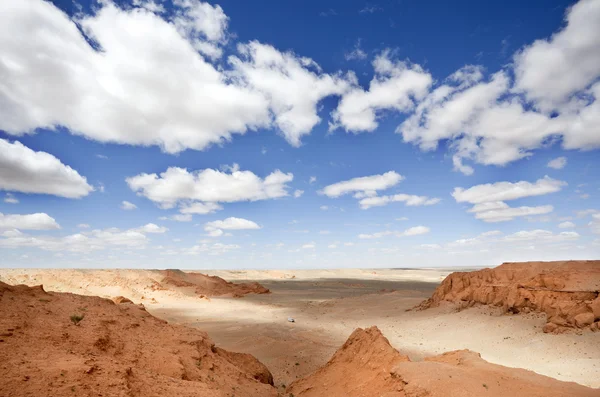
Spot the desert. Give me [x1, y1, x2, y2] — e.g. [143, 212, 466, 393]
[1, 261, 599, 396]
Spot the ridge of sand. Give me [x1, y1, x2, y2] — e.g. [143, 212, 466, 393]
[418, 260, 600, 333]
[0, 281, 277, 397]
[287, 326, 599, 397]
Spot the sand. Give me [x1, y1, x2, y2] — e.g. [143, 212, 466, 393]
[1, 266, 599, 391]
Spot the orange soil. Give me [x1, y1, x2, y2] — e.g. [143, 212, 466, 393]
[287, 326, 599, 397]
[0, 281, 277, 397]
[417, 260, 600, 333]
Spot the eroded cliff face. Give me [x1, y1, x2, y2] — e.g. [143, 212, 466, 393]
[159, 269, 270, 297]
[287, 326, 599, 397]
[417, 260, 600, 333]
[0, 281, 277, 397]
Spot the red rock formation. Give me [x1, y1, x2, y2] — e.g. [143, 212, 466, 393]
[417, 260, 600, 333]
[287, 326, 599, 397]
[160, 269, 270, 297]
[0, 281, 277, 397]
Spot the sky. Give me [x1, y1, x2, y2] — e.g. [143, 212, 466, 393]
[0, 0, 599, 269]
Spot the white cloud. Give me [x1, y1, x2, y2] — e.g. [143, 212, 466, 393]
[343, 242, 355, 246]
[179, 202, 223, 214]
[96, 154, 108, 160]
[204, 217, 260, 237]
[160, 214, 193, 222]
[327, 244, 337, 249]
[502, 229, 580, 243]
[330, 50, 432, 132]
[468, 202, 554, 223]
[320, 205, 329, 211]
[394, 3, 600, 173]
[513, 0, 600, 110]
[0, 223, 167, 252]
[320, 171, 403, 198]
[0, 139, 93, 198]
[302, 242, 316, 249]
[576, 209, 598, 218]
[589, 213, 600, 234]
[558, 221, 575, 228]
[0, 212, 60, 230]
[396, 217, 408, 221]
[358, 225, 429, 239]
[0, 0, 273, 154]
[452, 176, 565, 204]
[359, 4, 383, 14]
[4, 193, 18, 204]
[453, 177, 564, 222]
[319, 230, 331, 235]
[358, 194, 440, 209]
[309, 176, 317, 184]
[134, 223, 168, 234]
[294, 189, 304, 198]
[127, 164, 293, 210]
[230, 41, 350, 146]
[419, 244, 441, 249]
[547, 156, 567, 169]
[121, 201, 138, 210]
[345, 39, 367, 61]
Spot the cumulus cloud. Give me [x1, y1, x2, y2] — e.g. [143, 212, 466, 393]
[452, 176, 565, 204]
[159, 214, 193, 222]
[0, 223, 167, 252]
[230, 41, 350, 146]
[293, 189, 304, 198]
[513, 0, 600, 110]
[394, 2, 600, 173]
[453, 176, 565, 222]
[121, 201, 138, 210]
[126, 164, 293, 212]
[358, 194, 440, 209]
[547, 157, 567, 169]
[204, 217, 260, 237]
[468, 202, 554, 223]
[330, 50, 432, 132]
[589, 213, 600, 234]
[0, 212, 60, 230]
[358, 225, 429, 239]
[0, 139, 93, 198]
[320, 171, 403, 198]
[179, 202, 223, 215]
[501, 229, 580, 243]
[0, 0, 275, 154]
[134, 223, 168, 233]
[558, 221, 575, 228]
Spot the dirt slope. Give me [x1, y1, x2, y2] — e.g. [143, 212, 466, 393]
[160, 269, 270, 297]
[0, 281, 277, 397]
[287, 326, 599, 397]
[417, 260, 600, 333]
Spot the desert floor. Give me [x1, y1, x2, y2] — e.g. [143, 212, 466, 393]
[2, 267, 599, 390]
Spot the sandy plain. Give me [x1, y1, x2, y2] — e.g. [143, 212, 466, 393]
[1, 267, 599, 391]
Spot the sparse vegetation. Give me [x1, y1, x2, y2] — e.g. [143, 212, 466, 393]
[70, 314, 84, 325]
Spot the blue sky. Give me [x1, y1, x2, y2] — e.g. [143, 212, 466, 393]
[0, 0, 599, 268]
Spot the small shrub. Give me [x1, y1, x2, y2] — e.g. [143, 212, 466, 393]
[70, 314, 84, 325]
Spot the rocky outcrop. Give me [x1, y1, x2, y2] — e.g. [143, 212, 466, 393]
[0, 281, 277, 397]
[287, 326, 599, 397]
[111, 295, 133, 304]
[160, 269, 270, 297]
[417, 260, 600, 333]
